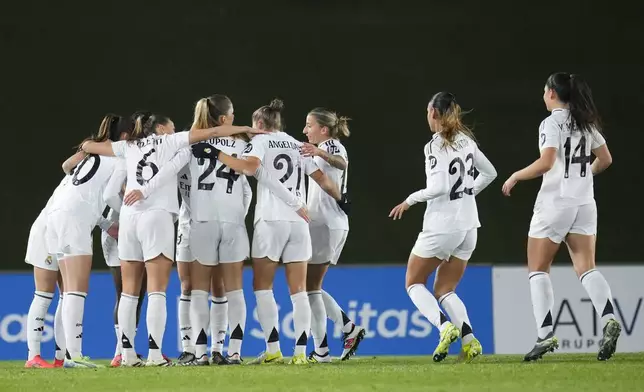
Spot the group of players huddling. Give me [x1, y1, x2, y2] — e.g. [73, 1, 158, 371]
[23, 72, 621, 368]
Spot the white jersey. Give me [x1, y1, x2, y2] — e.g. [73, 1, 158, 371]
[178, 163, 191, 224]
[406, 133, 496, 234]
[243, 132, 318, 222]
[307, 139, 349, 230]
[112, 132, 190, 216]
[536, 108, 605, 208]
[49, 154, 120, 224]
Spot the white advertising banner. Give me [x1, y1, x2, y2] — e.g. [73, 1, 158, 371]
[493, 266, 644, 354]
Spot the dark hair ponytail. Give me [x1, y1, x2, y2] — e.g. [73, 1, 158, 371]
[546, 72, 602, 133]
[429, 92, 476, 150]
[76, 113, 123, 149]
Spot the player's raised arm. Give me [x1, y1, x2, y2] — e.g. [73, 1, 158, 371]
[62, 150, 86, 174]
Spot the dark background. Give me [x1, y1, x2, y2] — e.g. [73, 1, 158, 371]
[1, 1, 642, 270]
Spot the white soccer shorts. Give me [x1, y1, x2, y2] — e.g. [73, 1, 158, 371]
[101, 231, 120, 267]
[46, 210, 94, 258]
[176, 222, 194, 263]
[25, 212, 59, 271]
[412, 228, 478, 261]
[189, 221, 249, 266]
[252, 220, 312, 263]
[118, 210, 175, 262]
[309, 224, 348, 265]
[529, 201, 597, 244]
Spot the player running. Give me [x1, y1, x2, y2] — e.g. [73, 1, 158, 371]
[82, 112, 265, 366]
[216, 98, 342, 365]
[300, 108, 364, 362]
[390, 92, 497, 362]
[502, 72, 620, 361]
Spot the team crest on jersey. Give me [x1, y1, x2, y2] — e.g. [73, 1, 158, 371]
[243, 144, 253, 154]
[428, 155, 437, 169]
[45, 256, 52, 265]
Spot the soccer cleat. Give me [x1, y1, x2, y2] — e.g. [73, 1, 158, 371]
[180, 354, 209, 366]
[340, 325, 366, 360]
[120, 358, 144, 367]
[523, 332, 559, 361]
[24, 355, 54, 368]
[110, 354, 122, 368]
[246, 351, 284, 365]
[176, 351, 196, 365]
[211, 352, 230, 365]
[433, 322, 460, 362]
[459, 338, 483, 362]
[63, 356, 104, 368]
[226, 353, 243, 365]
[53, 359, 64, 368]
[308, 351, 332, 363]
[145, 357, 173, 367]
[598, 319, 621, 361]
[289, 354, 311, 365]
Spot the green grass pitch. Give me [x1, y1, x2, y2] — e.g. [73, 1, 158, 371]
[2, 354, 643, 392]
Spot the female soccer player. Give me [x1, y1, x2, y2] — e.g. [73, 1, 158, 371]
[390, 92, 497, 362]
[300, 108, 365, 362]
[82, 113, 264, 367]
[216, 98, 342, 365]
[502, 72, 620, 361]
[46, 114, 129, 368]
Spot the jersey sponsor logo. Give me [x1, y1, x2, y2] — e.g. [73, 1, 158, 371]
[268, 140, 300, 150]
[181, 174, 189, 180]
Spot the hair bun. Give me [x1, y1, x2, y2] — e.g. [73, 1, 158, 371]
[268, 98, 284, 112]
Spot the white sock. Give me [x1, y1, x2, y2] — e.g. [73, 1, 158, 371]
[27, 291, 54, 360]
[179, 294, 193, 354]
[190, 290, 209, 358]
[407, 284, 449, 331]
[322, 290, 354, 334]
[291, 291, 311, 356]
[114, 325, 121, 357]
[439, 292, 474, 344]
[54, 295, 66, 361]
[308, 291, 329, 355]
[580, 269, 616, 328]
[226, 290, 246, 356]
[63, 291, 86, 358]
[529, 272, 554, 339]
[118, 294, 138, 363]
[255, 290, 280, 354]
[210, 296, 228, 354]
[147, 292, 167, 362]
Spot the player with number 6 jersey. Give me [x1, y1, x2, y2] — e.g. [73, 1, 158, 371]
[217, 98, 342, 365]
[45, 114, 131, 369]
[390, 92, 496, 363]
[82, 112, 266, 367]
[300, 108, 365, 363]
[502, 73, 619, 362]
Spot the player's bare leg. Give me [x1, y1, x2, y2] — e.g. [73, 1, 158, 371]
[25, 266, 58, 368]
[221, 260, 245, 364]
[143, 255, 173, 367]
[60, 255, 100, 368]
[248, 258, 283, 365]
[566, 233, 620, 360]
[406, 254, 459, 362]
[434, 258, 481, 362]
[524, 237, 560, 361]
[176, 261, 195, 364]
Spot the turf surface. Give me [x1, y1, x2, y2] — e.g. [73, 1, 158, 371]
[2, 354, 643, 392]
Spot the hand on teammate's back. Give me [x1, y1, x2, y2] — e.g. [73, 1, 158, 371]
[123, 190, 144, 206]
[191, 143, 220, 161]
